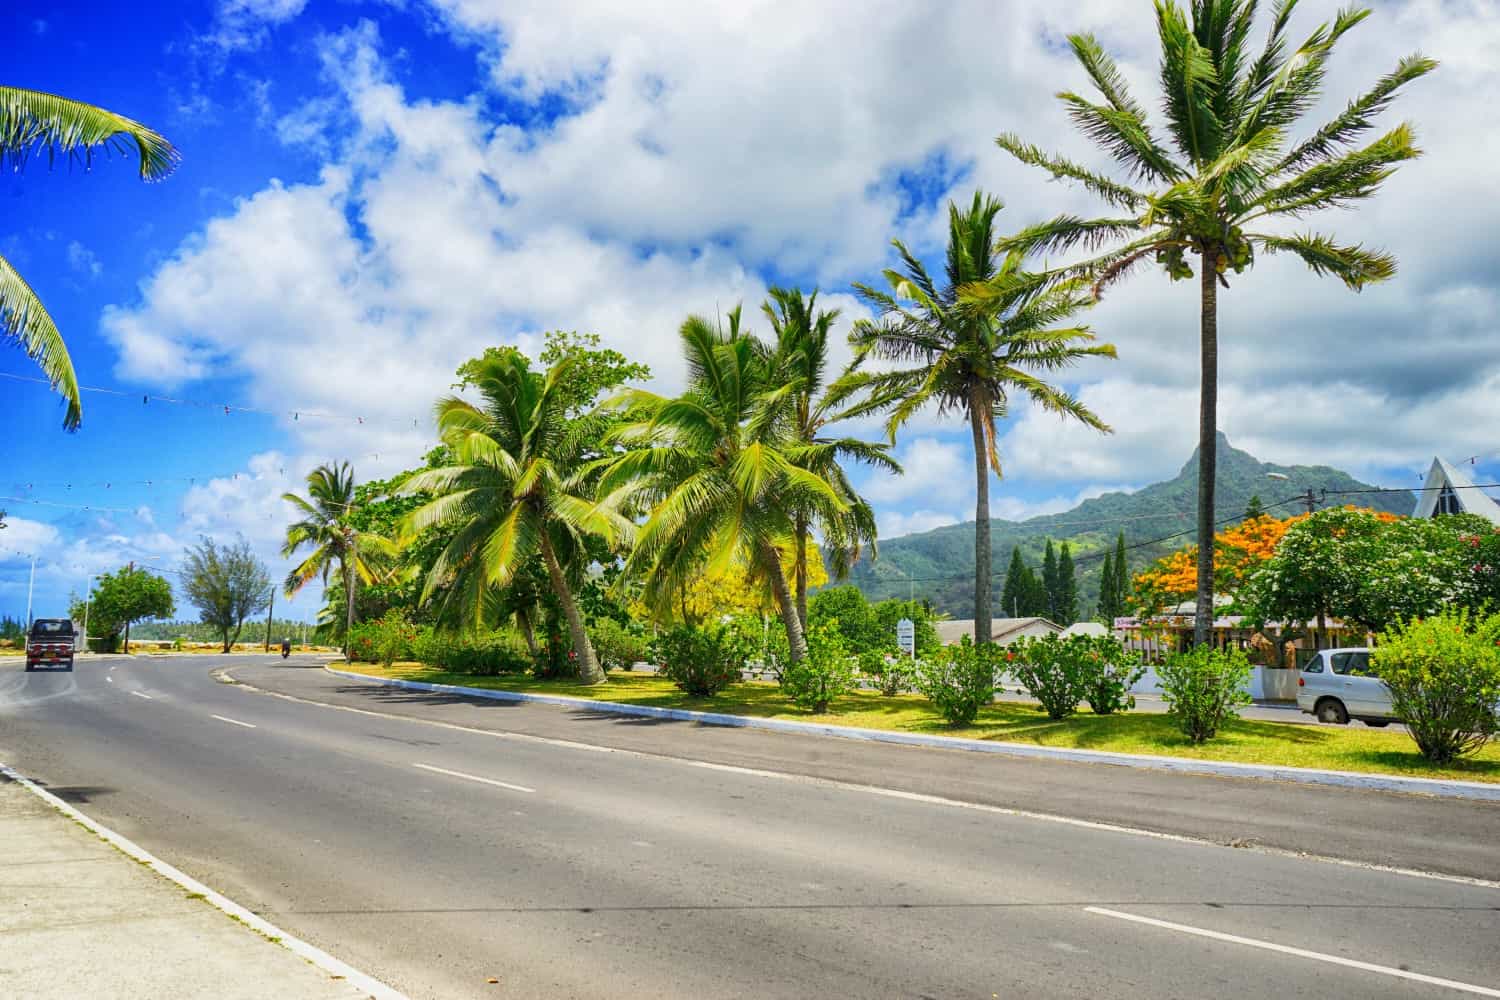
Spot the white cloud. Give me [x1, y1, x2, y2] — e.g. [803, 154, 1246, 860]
[66, 240, 100, 278]
[205, 0, 309, 51]
[863, 437, 971, 505]
[95, 0, 1500, 545]
[878, 509, 960, 539]
[0, 517, 61, 559]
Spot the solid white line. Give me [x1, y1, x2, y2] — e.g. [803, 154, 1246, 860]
[221, 669, 1500, 893]
[129, 690, 152, 700]
[211, 714, 257, 729]
[106, 676, 114, 683]
[1085, 906, 1500, 997]
[0, 762, 406, 1000]
[412, 762, 534, 794]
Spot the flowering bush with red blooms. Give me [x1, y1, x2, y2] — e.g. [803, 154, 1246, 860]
[1462, 529, 1500, 609]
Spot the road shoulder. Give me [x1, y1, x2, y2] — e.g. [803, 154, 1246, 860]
[0, 771, 398, 1000]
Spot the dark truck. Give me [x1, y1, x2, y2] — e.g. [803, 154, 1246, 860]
[25, 619, 77, 672]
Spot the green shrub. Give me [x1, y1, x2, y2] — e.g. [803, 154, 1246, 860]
[652, 622, 750, 697]
[591, 618, 650, 672]
[1158, 645, 1252, 743]
[415, 630, 532, 676]
[1076, 634, 1146, 715]
[915, 637, 997, 726]
[860, 649, 916, 696]
[1007, 633, 1088, 720]
[780, 619, 856, 713]
[347, 622, 379, 663]
[374, 609, 417, 667]
[1371, 608, 1500, 763]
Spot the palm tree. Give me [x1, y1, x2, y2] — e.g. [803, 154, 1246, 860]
[995, 0, 1434, 645]
[2, 88, 178, 429]
[281, 463, 396, 658]
[852, 192, 1115, 646]
[761, 286, 900, 626]
[601, 309, 850, 664]
[400, 351, 632, 685]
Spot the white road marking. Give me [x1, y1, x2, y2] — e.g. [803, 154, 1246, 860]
[412, 762, 534, 794]
[0, 763, 407, 1000]
[129, 690, 152, 700]
[106, 676, 114, 683]
[225, 669, 1500, 892]
[1085, 906, 1500, 997]
[211, 714, 257, 729]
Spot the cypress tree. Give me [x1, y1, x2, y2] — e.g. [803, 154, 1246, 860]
[1056, 543, 1077, 625]
[1113, 531, 1129, 616]
[1098, 550, 1117, 622]
[1243, 494, 1266, 522]
[1041, 540, 1060, 622]
[999, 547, 1026, 620]
[1021, 565, 1047, 617]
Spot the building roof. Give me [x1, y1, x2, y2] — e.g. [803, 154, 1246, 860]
[1060, 622, 1108, 638]
[1414, 457, 1500, 525]
[934, 617, 1062, 645]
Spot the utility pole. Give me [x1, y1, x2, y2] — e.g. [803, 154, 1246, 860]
[263, 587, 275, 652]
[82, 574, 95, 650]
[1300, 489, 1323, 516]
[123, 560, 133, 654]
[24, 554, 36, 628]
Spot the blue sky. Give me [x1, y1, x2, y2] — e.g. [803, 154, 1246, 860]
[5, 0, 1499, 622]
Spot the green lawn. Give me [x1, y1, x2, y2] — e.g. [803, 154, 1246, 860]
[337, 662, 1500, 785]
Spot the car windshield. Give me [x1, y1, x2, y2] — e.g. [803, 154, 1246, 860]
[30, 620, 74, 637]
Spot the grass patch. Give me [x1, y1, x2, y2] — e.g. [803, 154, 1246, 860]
[342, 662, 1500, 784]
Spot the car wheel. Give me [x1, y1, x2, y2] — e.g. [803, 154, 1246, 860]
[1363, 719, 1390, 728]
[1316, 699, 1349, 725]
[24, 664, 34, 672]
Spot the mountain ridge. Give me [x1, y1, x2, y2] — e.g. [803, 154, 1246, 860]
[846, 433, 1414, 617]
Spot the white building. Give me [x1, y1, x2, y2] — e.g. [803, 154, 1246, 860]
[1414, 457, 1500, 525]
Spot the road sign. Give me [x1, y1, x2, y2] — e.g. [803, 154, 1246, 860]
[896, 618, 915, 656]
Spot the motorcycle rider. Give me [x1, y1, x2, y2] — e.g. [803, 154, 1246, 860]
[280, 637, 292, 659]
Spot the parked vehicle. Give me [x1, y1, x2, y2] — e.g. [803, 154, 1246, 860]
[1296, 647, 1395, 727]
[25, 619, 77, 673]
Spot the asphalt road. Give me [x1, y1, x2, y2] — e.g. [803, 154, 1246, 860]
[2, 655, 1497, 1000]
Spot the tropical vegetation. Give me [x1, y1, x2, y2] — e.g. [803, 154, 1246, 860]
[851, 192, 1114, 645]
[995, 0, 1435, 646]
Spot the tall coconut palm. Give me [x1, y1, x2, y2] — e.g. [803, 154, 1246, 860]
[995, 0, 1434, 645]
[2, 87, 178, 429]
[602, 309, 850, 664]
[852, 192, 1116, 646]
[761, 286, 900, 626]
[281, 463, 396, 658]
[400, 351, 632, 685]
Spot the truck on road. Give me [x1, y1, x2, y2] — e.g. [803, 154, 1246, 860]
[25, 619, 77, 672]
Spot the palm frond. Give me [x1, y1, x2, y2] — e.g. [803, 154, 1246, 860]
[0, 251, 79, 428]
[0, 86, 178, 180]
[1254, 232, 1396, 289]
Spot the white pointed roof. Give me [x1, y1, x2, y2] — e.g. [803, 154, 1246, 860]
[1413, 457, 1500, 525]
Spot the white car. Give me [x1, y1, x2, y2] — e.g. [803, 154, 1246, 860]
[1296, 647, 1397, 727]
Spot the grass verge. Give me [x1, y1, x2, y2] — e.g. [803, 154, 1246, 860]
[338, 662, 1500, 784]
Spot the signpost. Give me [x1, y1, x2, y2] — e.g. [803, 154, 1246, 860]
[896, 618, 915, 658]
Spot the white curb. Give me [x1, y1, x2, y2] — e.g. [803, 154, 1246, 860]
[0, 762, 408, 1000]
[325, 667, 1500, 802]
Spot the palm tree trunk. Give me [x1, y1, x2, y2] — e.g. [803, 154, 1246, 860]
[793, 513, 809, 628]
[762, 541, 808, 663]
[968, 401, 993, 644]
[538, 532, 604, 685]
[516, 608, 540, 659]
[1194, 248, 1219, 649]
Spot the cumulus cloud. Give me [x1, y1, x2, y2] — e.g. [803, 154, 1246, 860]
[66, 240, 101, 278]
[95, 0, 1500, 541]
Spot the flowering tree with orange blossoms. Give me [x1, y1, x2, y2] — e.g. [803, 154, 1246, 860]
[1132, 510, 1401, 615]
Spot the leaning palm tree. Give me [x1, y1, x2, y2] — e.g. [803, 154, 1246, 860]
[852, 192, 1116, 646]
[281, 462, 396, 658]
[602, 309, 850, 664]
[762, 286, 900, 626]
[400, 351, 633, 685]
[995, 0, 1434, 645]
[2, 87, 178, 428]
